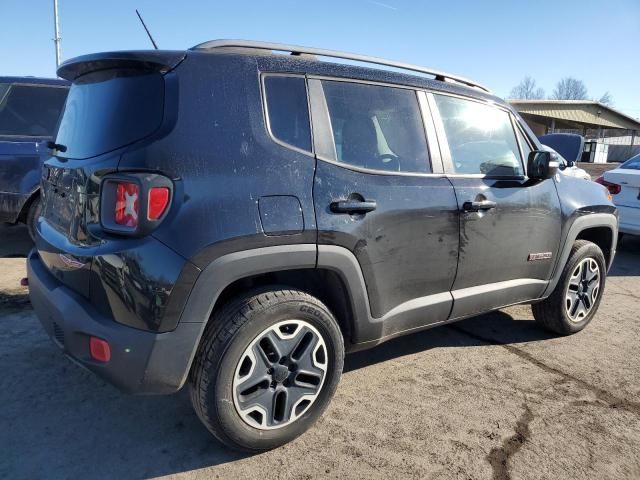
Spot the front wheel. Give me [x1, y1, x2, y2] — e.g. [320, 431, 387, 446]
[25, 196, 42, 242]
[532, 240, 606, 335]
[189, 288, 344, 452]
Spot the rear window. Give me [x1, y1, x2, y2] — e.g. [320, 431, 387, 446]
[263, 76, 312, 152]
[321, 80, 429, 173]
[0, 83, 68, 137]
[621, 154, 640, 170]
[55, 69, 164, 159]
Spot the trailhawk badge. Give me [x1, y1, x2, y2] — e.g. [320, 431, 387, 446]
[528, 252, 553, 262]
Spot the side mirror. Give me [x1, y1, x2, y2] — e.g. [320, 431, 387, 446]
[528, 151, 559, 180]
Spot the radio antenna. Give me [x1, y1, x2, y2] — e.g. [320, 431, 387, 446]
[135, 9, 159, 50]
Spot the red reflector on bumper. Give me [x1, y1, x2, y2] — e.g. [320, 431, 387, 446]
[89, 337, 111, 363]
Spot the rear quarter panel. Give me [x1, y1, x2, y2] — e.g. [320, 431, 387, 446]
[118, 53, 318, 266]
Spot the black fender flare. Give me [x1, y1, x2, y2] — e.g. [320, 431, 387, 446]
[541, 213, 618, 298]
[169, 243, 409, 389]
[171, 242, 458, 392]
[168, 244, 318, 389]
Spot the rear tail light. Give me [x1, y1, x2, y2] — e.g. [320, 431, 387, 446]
[101, 174, 172, 235]
[595, 175, 621, 195]
[147, 187, 170, 220]
[114, 182, 140, 227]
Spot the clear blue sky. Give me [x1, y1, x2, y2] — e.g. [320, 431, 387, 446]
[2, 0, 639, 117]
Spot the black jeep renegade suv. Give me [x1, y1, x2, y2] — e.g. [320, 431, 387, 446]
[28, 40, 618, 451]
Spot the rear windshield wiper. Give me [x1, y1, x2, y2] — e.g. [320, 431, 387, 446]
[47, 141, 67, 152]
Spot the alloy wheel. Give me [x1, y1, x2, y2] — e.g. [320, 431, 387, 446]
[232, 320, 328, 430]
[565, 257, 601, 323]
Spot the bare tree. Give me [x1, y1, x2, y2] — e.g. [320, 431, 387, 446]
[552, 77, 588, 100]
[597, 91, 613, 106]
[509, 76, 545, 99]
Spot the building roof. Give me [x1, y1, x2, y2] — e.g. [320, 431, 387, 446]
[509, 100, 640, 131]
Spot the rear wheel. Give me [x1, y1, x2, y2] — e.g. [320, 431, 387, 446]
[25, 196, 42, 242]
[532, 240, 606, 335]
[189, 288, 344, 451]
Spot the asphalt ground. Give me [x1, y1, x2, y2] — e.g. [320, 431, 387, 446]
[1, 222, 639, 480]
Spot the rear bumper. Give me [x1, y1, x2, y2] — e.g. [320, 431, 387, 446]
[28, 249, 202, 394]
[619, 223, 640, 236]
[617, 205, 640, 236]
[0, 191, 29, 223]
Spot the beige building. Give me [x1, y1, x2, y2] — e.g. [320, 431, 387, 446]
[509, 100, 640, 162]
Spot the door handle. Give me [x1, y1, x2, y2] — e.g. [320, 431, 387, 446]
[330, 200, 377, 214]
[462, 200, 497, 212]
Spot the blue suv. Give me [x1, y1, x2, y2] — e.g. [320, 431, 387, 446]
[0, 77, 69, 238]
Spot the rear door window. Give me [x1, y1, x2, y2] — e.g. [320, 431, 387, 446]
[434, 94, 524, 177]
[263, 76, 312, 152]
[0, 84, 68, 137]
[321, 80, 429, 173]
[55, 69, 164, 159]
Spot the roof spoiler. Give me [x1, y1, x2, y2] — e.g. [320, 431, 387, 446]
[57, 51, 186, 81]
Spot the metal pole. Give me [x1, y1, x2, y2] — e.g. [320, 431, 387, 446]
[53, 0, 61, 69]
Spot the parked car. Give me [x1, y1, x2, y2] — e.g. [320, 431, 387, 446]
[596, 153, 640, 237]
[541, 145, 591, 180]
[28, 41, 618, 452]
[0, 77, 69, 239]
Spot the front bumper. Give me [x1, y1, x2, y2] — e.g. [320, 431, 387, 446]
[28, 249, 202, 394]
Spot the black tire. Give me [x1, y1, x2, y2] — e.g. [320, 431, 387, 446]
[532, 240, 606, 335]
[25, 196, 42, 242]
[189, 288, 344, 452]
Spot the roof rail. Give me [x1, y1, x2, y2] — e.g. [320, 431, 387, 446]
[190, 39, 491, 93]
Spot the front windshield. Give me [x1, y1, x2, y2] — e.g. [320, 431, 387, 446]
[621, 154, 640, 170]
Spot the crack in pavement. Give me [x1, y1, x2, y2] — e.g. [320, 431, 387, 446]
[449, 325, 640, 416]
[486, 402, 534, 480]
[607, 291, 640, 301]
